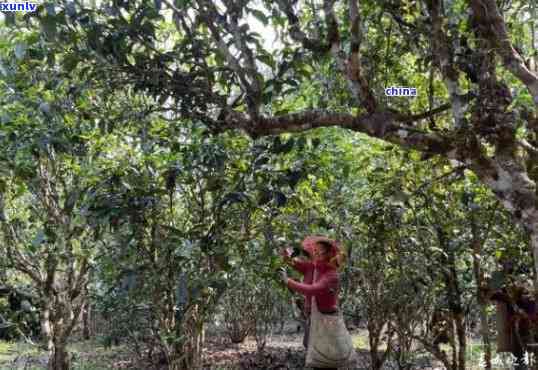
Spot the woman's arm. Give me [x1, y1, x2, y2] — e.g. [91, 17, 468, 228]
[289, 259, 312, 274]
[287, 274, 337, 295]
[280, 249, 312, 274]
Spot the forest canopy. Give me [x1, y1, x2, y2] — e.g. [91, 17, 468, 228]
[0, 0, 537, 369]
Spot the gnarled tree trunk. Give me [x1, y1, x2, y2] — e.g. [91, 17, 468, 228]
[39, 240, 88, 370]
[47, 340, 70, 370]
[42, 298, 72, 370]
[471, 217, 492, 370]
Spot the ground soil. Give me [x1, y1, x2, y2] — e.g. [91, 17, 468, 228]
[0, 325, 444, 369]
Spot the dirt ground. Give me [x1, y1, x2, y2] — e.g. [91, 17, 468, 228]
[0, 325, 441, 369]
[201, 329, 370, 370]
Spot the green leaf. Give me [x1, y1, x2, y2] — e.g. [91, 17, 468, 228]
[63, 53, 79, 73]
[257, 53, 275, 69]
[490, 271, 505, 290]
[221, 192, 246, 206]
[176, 273, 188, 305]
[45, 3, 56, 16]
[4, 13, 15, 27]
[175, 0, 191, 7]
[286, 170, 302, 188]
[274, 191, 287, 207]
[31, 230, 47, 249]
[272, 137, 294, 154]
[14, 43, 27, 60]
[39, 102, 51, 114]
[391, 191, 408, 203]
[250, 9, 268, 26]
[285, 78, 300, 87]
[296, 137, 307, 151]
[65, 1, 76, 17]
[0, 62, 9, 77]
[258, 189, 272, 206]
[40, 16, 57, 39]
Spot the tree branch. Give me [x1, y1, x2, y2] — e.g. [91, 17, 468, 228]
[401, 92, 475, 123]
[222, 109, 453, 155]
[401, 103, 451, 123]
[470, 0, 538, 106]
[424, 0, 468, 128]
[225, 8, 263, 112]
[0, 220, 43, 285]
[410, 166, 466, 197]
[275, 0, 331, 54]
[518, 138, 538, 155]
[192, 0, 260, 117]
[348, 0, 377, 113]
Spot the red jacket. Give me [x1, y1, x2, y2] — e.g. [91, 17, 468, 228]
[287, 262, 339, 313]
[290, 259, 315, 314]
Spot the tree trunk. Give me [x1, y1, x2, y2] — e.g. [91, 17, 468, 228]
[531, 227, 538, 308]
[47, 341, 70, 370]
[42, 305, 71, 370]
[166, 308, 205, 370]
[82, 301, 91, 340]
[454, 312, 467, 370]
[436, 228, 467, 370]
[368, 321, 384, 370]
[82, 281, 91, 340]
[40, 282, 84, 370]
[471, 223, 492, 370]
[478, 303, 492, 369]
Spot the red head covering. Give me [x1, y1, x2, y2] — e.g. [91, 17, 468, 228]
[301, 235, 345, 268]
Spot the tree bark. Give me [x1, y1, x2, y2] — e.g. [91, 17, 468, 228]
[367, 320, 383, 370]
[469, 0, 538, 106]
[40, 247, 86, 370]
[471, 217, 492, 370]
[435, 228, 468, 370]
[82, 301, 91, 340]
[47, 340, 70, 370]
[42, 300, 71, 370]
[454, 312, 467, 370]
[478, 303, 492, 370]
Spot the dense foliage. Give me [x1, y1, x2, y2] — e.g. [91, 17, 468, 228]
[0, 0, 537, 369]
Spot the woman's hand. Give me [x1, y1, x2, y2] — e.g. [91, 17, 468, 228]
[279, 269, 289, 284]
[279, 247, 292, 260]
